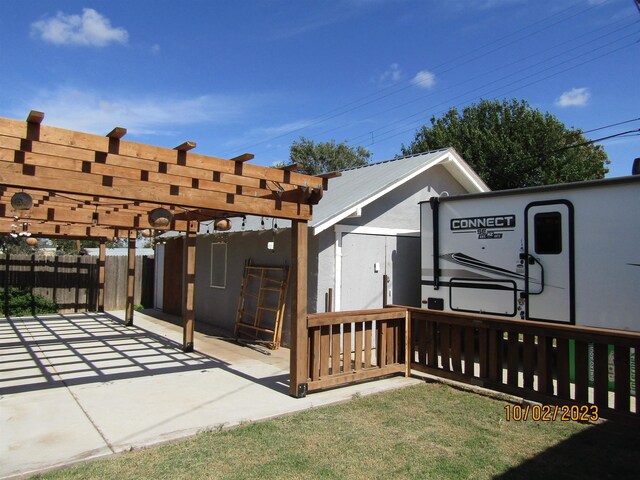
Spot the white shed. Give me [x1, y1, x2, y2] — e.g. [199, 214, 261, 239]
[156, 147, 489, 346]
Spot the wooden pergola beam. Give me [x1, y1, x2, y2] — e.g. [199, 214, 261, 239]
[317, 171, 342, 190]
[175, 141, 196, 152]
[280, 163, 303, 171]
[0, 164, 312, 220]
[0, 118, 323, 191]
[229, 153, 254, 163]
[0, 113, 334, 362]
[106, 127, 127, 139]
[0, 220, 121, 239]
[0, 203, 187, 232]
[0, 143, 300, 202]
[27, 111, 44, 124]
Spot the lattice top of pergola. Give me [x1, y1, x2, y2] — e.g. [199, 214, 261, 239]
[0, 112, 338, 239]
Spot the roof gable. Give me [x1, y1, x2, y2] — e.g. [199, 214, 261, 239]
[199, 147, 488, 236]
[310, 147, 488, 234]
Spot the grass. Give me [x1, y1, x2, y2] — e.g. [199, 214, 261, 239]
[33, 382, 640, 480]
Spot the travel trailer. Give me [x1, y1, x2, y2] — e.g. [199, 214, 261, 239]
[420, 174, 640, 332]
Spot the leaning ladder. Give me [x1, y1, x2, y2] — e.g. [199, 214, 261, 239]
[234, 260, 290, 349]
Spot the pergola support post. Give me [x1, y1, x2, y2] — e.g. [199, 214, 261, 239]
[125, 232, 135, 326]
[182, 222, 197, 352]
[290, 220, 308, 398]
[98, 238, 106, 312]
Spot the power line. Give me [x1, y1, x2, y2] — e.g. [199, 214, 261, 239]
[347, 37, 638, 151]
[583, 117, 640, 134]
[220, 1, 604, 157]
[311, 19, 638, 145]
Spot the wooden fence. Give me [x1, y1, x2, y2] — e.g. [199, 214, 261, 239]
[409, 308, 639, 422]
[0, 254, 154, 313]
[305, 306, 639, 421]
[306, 307, 408, 392]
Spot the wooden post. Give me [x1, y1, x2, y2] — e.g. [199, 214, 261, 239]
[3, 254, 9, 315]
[98, 239, 106, 312]
[290, 220, 308, 398]
[405, 309, 411, 377]
[182, 222, 197, 352]
[125, 232, 135, 326]
[383, 274, 389, 308]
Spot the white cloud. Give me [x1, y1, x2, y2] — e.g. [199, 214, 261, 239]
[250, 120, 315, 137]
[555, 87, 591, 107]
[22, 87, 249, 136]
[31, 8, 128, 47]
[380, 63, 402, 84]
[412, 70, 436, 89]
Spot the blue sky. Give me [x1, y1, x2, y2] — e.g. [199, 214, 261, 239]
[1, 0, 638, 177]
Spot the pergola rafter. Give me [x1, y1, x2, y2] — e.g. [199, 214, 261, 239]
[0, 112, 331, 397]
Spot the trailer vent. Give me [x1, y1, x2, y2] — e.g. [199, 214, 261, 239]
[427, 297, 444, 310]
[633, 158, 640, 176]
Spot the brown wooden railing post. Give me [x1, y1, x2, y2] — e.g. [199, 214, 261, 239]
[405, 307, 640, 421]
[405, 309, 411, 377]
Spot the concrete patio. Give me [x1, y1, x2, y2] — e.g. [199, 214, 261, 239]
[0, 310, 420, 479]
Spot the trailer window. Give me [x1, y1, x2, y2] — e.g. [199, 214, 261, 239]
[534, 212, 562, 254]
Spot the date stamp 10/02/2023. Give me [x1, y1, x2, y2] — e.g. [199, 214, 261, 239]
[504, 404, 599, 422]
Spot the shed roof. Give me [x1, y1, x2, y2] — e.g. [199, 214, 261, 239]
[310, 147, 488, 234]
[198, 147, 488, 236]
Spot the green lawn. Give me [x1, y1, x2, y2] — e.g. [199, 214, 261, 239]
[34, 382, 639, 480]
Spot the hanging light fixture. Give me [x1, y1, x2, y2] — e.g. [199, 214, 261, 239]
[26, 237, 38, 247]
[214, 218, 232, 231]
[10, 192, 33, 211]
[148, 208, 173, 228]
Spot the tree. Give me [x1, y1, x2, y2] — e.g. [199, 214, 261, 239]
[52, 238, 128, 254]
[0, 237, 34, 254]
[287, 137, 371, 175]
[400, 99, 609, 190]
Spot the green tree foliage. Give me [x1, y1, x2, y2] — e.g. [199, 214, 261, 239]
[52, 238, 128, 254]
[288, 137, 371, 175]
[0, 288, 59, 317]
[401, 99, 609, 190]
[0, 237, 34, 254]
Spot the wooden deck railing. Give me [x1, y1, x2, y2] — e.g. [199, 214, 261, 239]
[306, 307, 408, 392]
[409, 308, 639, 421]
[303, 305, 638, 421]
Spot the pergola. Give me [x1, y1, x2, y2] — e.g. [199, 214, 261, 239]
[0, 111, 336, 397]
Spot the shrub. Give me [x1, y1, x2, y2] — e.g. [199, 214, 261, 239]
[0, 288, 59, 317]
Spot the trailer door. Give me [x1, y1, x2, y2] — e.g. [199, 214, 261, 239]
[524, 201, 574, 324]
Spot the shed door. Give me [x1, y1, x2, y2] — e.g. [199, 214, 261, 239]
[340, 234, 387, 311]
[524, 201, 574, 324]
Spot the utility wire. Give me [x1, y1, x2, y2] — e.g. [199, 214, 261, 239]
[308, 19, 639, 145]
[221, 1, 603, 157]
[583, 117, 640, 134]
[347, 38, 638, 150]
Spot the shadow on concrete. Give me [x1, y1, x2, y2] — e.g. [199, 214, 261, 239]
[495, 419, 640, 479]
[0, 312, 290, 396]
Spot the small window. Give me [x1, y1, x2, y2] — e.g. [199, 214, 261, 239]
[210, 243, 227, 288]
[534, 212, 562, 254]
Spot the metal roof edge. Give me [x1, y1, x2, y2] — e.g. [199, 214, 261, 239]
[312, 149, 454, 235]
